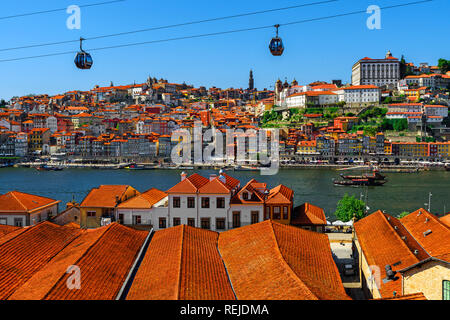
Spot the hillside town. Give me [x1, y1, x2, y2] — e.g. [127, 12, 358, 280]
[0, 52, 449, 168]
[0, 51, 449, 302]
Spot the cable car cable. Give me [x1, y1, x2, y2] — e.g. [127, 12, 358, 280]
[0, 0, 127, 21]
[0, 0, 338, 52]
[0, 0, 435, 64]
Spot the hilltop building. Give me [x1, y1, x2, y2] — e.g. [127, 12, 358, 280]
[352, 50, 401, 87]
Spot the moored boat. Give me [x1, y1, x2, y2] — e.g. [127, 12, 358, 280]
[334, 178, 387, 187]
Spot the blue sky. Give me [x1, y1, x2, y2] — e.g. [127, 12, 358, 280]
[0, 0, 449, 100]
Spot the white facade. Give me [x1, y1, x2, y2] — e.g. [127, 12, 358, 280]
[116, 196, 168, 227]
[0, 203, 58, 227]
[46, 116, 58, 133]
[352, 52, 401, 87]
[334, 86, 381, 104]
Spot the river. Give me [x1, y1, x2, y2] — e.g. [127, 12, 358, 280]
[0, 168, 449, 220]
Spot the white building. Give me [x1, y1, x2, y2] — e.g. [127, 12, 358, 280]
[0, 191, 60, 227]
[46, 116, 58, 134]
[165, 172, 240, 232]
[405, 74, 450, 89]
[352, 51, 401, 87]
[117, 172, 294, 232]
[14, 132, 28, 157]
[285, 91, 338, 109]
[334, 85, 381, 104]
[116, 188, 168, 226]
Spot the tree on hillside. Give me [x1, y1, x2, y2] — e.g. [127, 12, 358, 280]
[393, 118, 408, 131]
[438, 58, 450, 73]
[335, 194, 366, 222]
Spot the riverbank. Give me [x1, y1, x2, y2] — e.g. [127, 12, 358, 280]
[14, 161, 449, 172]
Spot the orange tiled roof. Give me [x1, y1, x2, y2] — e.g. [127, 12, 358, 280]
[0, 191, 60, 213]
[127, 225, 235, 300]
[117, 188, 167, 209]
[354, 211, 426, 298]
[218, 221, 349, 300]
[9, 223, 148, 300]
[400, 208, 450, 257]
[0, 225, 21, 238]
[198, 174, 240, 194]
[291, 203, 327, 226]
[266, 185, 294, 205]
[80, 185, 135, 208]
[0, 222, 82, 300]
[166, 174, 209, 194]
[440, 214, 450, 228]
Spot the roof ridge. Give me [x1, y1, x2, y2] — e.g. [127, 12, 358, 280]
[9, 191, 28, 211]
[267, 221, 318, 300]
[379, 212, 421, 264]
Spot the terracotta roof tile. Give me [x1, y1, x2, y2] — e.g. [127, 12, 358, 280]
[218, 221, 348, 300]
[43, 223, 147, 300]
[127, 225, 235, 300]
[354, 211, 421, 298]
[291, 203, 327, 226]
[400, 209, 450, 257]
[0, 222, 82, 300]
[271, 223, 350, 300]
[166, 174, 209, 194]
[0, 225, 21, 238]
[117, 188, 167, 209]
[80, 185, 135, 208]
[0, 191, 60, 213]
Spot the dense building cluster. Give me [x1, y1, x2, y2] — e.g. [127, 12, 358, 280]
[0, 52, 449, 165]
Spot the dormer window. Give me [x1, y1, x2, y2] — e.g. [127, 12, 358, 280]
[243, 192, 249, 200]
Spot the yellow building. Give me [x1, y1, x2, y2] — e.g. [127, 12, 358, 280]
[80, 185, 140, 228]
[384, 141, 392, 155]
[296, 140, 318, 155]
[392, 142, 429, 157]
[265, 185, 294, 225]
[400, 259, 450, 300]
[29, 128, 50, 152]
[435, 142, 450, 157]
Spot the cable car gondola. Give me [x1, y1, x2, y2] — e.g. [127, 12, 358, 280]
[74, 37, 93, 70]
[269, 24, 284, 56]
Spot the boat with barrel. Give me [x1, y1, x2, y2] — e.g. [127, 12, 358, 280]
[334, 167, 387, 186]
[340, 170, 386, 181]
[334, 178, 387, 187]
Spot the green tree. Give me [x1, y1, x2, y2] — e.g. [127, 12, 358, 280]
[398, 211, 410, 218]
[438, 58, 450, 73]
[335, 194, 366, 222]
[393, 119, 408, 131]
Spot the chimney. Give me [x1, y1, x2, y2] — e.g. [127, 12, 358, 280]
[210, 174, 217, 182]
[181, 172, 187, 181]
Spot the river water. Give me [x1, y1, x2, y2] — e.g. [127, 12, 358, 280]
[0, 168, 449, 220]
